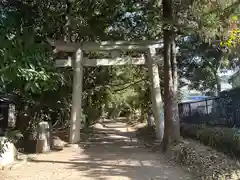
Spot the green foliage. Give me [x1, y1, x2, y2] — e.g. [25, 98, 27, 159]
[175, 1, 239, 94]
[177, 35, 238, 92]
[0, 130, 23, 156]
[181, 123, 240, 156]
[0, 0, 238, 154]
[0, 3, 157, 153]
[5, 130, 24, 143]
[100, 65, 149, 119]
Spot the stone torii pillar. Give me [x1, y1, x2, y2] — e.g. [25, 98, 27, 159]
[47, 38, 164, 144]
[69, 48, 83, 144]
[146, 47, 164, 142]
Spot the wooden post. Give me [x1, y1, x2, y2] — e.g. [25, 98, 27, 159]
[69, 48, 83, 144]
[146, 48, 164, 142]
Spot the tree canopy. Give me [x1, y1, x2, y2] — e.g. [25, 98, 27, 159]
[0, 0, 239, 151]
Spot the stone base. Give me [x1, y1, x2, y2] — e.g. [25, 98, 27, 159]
[36, 139, 50, 153]
[36, 121, 51, 153]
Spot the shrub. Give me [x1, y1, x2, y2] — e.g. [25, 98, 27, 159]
[0, 130, 23, 156]
[180, 123, 240, 156]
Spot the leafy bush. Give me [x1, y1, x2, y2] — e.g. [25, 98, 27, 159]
[0, 130, 23, 156]
[5, 130, 23, 144]
[180, 123, 240, 156]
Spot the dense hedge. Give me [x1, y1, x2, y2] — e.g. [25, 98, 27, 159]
[180, 123, 240, 156]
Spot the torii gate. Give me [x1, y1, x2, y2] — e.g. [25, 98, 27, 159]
[48, 39, 164, 144]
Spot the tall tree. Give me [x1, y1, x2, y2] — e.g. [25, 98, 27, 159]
[0, 0, 159, 133]
[162, 0, 180, 152]
[161, 0, 240, 151]
[178, 36, 228, 95]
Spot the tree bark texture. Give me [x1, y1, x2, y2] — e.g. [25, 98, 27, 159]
[170, 39, 180, 143]
[162, 0, 180, 152]
[215, 73, 221, 96]
[163, 30, 172, 152]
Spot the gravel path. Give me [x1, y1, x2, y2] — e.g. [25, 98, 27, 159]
[2, 119, 192, 180]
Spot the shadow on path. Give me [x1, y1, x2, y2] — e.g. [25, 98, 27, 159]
[25, 118, 192, 180]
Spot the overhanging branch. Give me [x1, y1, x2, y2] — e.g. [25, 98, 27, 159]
[113, 78, 147, 92]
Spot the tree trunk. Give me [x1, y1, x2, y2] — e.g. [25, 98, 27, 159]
[162, 30, 173, 151]
[215, 74, 221, 96]
[170, 39, 180, 143]
[162, 0, 172, 152]
[162, 0, 180, 152]
[214, 57, 223, 97]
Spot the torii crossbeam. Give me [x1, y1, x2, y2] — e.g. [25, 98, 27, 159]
[48, 39, 164, 144]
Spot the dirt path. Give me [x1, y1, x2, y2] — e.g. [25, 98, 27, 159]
[2, 119, 192, 180]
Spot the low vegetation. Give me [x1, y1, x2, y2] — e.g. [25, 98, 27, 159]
[171, 140, 240, 180]
[180, 123, 240, 157]
[136, 124, 240, 180]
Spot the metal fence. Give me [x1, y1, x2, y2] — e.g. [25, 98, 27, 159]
[178, 94, 240, 127]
